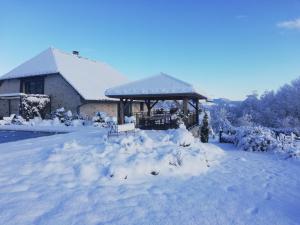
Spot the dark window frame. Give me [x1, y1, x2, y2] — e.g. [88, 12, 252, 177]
[20, 76, 45, 94]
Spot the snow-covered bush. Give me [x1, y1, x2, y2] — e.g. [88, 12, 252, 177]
[53, 107, 79, 126]
[169, 151, 183, 167]
[0, 114, 26, 125]
[171, 124, 195, 147]
[125, 116, 136, 124]
[208, 104, 234, 133]
[54, 107, 66, 122]
[273, 128, 300, 138]
[92, 112, 117, 127]
[220, 132, 235, 143]
[21, 95, 50, 119]
[200, 112, 209, 143]
[208, 77, 300, 129]
[234, 126, 279, 152]
[92, 112, 107, 123]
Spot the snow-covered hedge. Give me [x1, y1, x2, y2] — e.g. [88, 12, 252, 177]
[234, 126, 278, 152]
[21, 95, 50, 119]
[221, 126, 300, 158]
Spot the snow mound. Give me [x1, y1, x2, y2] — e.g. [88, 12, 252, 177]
[34, 128, 224, 184]
[170, 124, 195, 147]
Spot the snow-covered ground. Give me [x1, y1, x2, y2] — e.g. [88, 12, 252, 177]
[0, 127, 299, 225]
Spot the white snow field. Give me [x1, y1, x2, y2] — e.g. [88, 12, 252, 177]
[0, 127, 299, 225]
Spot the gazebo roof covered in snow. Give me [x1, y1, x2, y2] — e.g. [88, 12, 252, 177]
[0, 47, 128, 100]
[105, 73, 207, 100]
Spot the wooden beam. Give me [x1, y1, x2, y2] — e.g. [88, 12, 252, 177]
[183, 98, 188, 116]
[188, 100, 197, 110]
[195, 98, 199, 124]
[150, 100, 159, 109]
[145, 100, 151, 116]
[118, 99, 125, 124]
[8, 99, 11, 116]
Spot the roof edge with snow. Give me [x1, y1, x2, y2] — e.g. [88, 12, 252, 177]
[0, 47, 129, 100]
[105, 73, 207, 100]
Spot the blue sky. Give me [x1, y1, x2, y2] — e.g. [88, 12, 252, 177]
[1, 0, 300, 100]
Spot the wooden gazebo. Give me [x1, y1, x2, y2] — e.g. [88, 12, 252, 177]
[105, 73, 207, 129]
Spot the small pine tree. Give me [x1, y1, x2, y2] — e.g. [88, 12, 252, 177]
[201, 112, 209, 143]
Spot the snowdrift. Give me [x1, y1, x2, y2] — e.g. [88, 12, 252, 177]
[17, 127, 224, 185]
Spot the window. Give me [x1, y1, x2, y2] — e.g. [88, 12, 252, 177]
[140, 102, 144, 111]
[21, 77, 44, 94]
[124, 102, 132, 116]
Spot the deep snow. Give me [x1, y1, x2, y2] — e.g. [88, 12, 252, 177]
[0, 127, 299, 225]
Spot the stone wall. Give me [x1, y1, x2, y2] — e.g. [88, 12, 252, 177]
[79, 102, 118, 118]
[0, 79, 21, 117]
[0, 79, 20, 94]
[0, 75, 144, 119]
[44, 74, 83, 113]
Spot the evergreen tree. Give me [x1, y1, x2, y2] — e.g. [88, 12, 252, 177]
[201, 112, 209, 143]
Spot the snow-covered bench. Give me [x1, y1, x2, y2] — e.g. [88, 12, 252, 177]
[108, 123, 135, 136]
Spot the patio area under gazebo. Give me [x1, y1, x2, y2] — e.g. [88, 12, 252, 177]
[105, 73, 207, 130]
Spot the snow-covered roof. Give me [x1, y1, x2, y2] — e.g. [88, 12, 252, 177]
[105, 73, 207, 99]
[0, 48, 128, 100]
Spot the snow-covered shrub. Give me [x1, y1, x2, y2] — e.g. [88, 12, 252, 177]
[105, 116, 117, 124]
[200, 112, 209, 143]
[54, 107, 66, 122]
[220, 132, 235, 143]
[0, 114, 26, 125]
[21, 95, 50, 120]
[92, 112, 117, 127]
[174, 111, 188, 127]
[208, 104, 234, 133]
[234, 126, 279, 152]
[125, 116, 136, 124]
[273, 128, 300, 138]
[169, 151, 183, 167]
[92, 112, 107, 123]
[154, 108, 164, 114]
[275, 133, 300, 158]
[53, 108, 76, 126]
[171, 124, 195, 147]
[288, 148, 300, 158]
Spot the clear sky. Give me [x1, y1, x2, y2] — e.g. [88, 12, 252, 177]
[1, 0, 300, 100]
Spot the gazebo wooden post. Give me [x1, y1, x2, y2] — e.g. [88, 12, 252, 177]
[119, 98, 125, 124]
[129, 99, 133, 116]
[195, 98, 199, 125]
[183, 98, 188, 116]
[8, 99, 11, 116]
[183, 98, 189, 127]
[145, 99, 151, 116]
[19, 95, 23, 117]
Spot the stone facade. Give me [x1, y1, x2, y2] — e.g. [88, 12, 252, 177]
[79, 101, 143, 119]
[44, 74, 83, 113]
[79, 102, 118, 118]
[0, 100, 9, 117]
[0, 79, 21, 117]
[0, 74, 128, 118]
[0, 79, 20, 94]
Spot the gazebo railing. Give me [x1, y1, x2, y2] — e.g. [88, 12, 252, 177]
[135, 111, 198, 130]
[183, 112, 198, 129]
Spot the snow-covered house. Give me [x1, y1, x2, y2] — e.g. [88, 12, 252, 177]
[0, 47, 138, 118]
